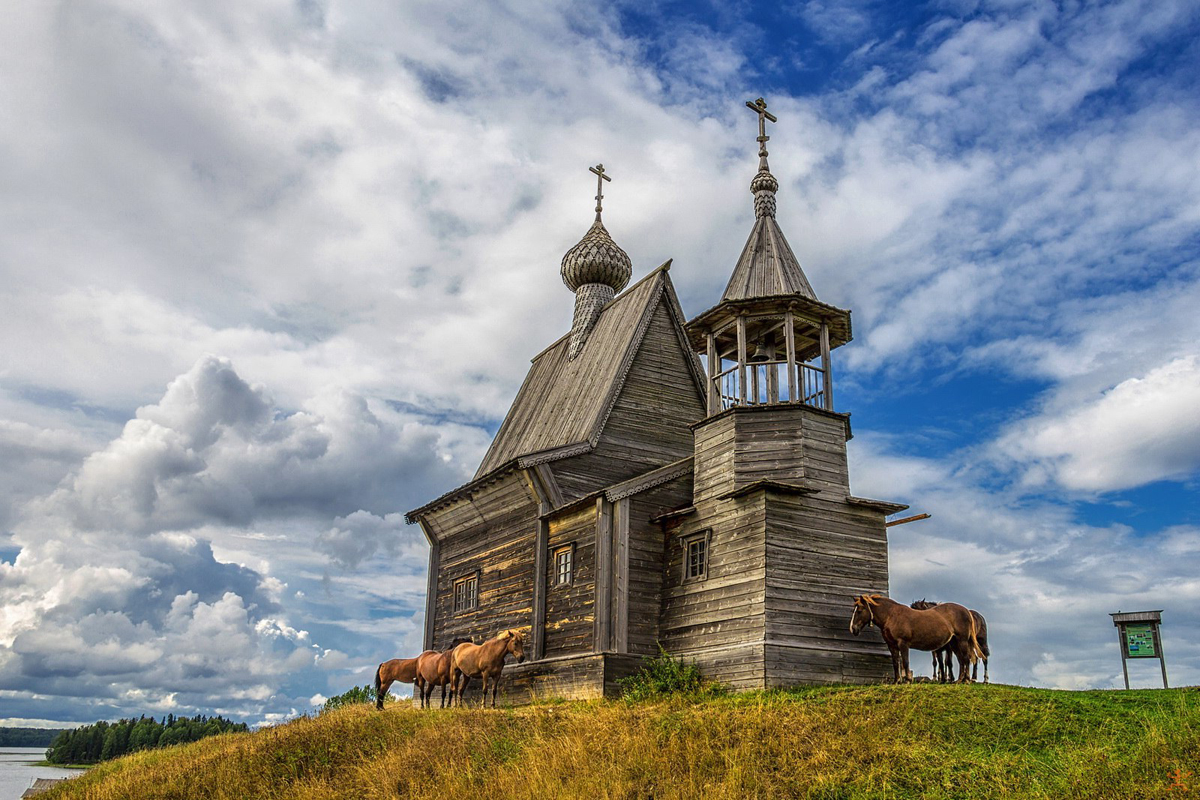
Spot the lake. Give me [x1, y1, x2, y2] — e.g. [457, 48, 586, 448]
[0, 748, 85, 800]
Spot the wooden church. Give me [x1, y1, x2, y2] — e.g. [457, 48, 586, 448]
[405, 99, 906, 697]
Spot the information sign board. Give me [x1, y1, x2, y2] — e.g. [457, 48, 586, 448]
[1124, 623, 1156, 658]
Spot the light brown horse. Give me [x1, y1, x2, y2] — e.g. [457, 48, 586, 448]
[449, 629, 526, 708]
[850, 594, 981, 684]
[911, 600, 990, 683]
[415, 637, 473, 709]
[375, 653, 426, 710]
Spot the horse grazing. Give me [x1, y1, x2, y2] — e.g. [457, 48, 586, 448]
[449, 629, 526, 708]
[911, 600, 990, 683]
[374, 654, 425, 710]
[415, 637, 473, 709]
[850, 594, 981, 684]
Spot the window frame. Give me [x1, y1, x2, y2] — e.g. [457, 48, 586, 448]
[683, 530, 711, 583]
[452, 570, 479, 614]
[552, 542, 576, 587]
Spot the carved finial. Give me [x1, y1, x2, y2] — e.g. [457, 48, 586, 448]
[589, 163, 611, 220]
[745, 97, 778, 161]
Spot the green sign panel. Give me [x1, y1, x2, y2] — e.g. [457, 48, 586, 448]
[1124, 623, 1157, 658]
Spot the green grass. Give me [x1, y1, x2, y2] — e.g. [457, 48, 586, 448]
[42, 685, 1200, 799]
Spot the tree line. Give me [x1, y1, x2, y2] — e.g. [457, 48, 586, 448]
[44, 714, 248, 764]
[0, 726, 60, 747]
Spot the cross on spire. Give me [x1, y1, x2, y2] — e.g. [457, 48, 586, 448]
[745, 97, 778, 159]
[590, 163, 612, 219]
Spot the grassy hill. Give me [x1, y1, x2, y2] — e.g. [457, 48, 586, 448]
[42, 685, 1199, 800]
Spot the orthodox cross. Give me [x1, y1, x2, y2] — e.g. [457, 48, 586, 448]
[590, 163, 611, 217]
[745, 97, 777, 157]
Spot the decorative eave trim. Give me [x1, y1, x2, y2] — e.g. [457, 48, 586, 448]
[604, 457, 694, 502]
[404, 460, 523, 524]
[539, 489, 605, 520]
[517, 441, 594, 468]
[716, 479, 819, 501]
[846, 496, 910, 514]
[649, 505, 697, 525]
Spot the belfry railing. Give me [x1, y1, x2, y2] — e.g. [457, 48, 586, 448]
[711, 359, 828, 411]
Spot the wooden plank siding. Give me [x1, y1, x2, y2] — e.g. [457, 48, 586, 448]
[544, 504, 597, 658]
[763, 492, 893, 684]
[426, 473, 539, 651]
[659, 494, 769, 690]
[625, 475, 693, 656]
[550, 300, 706, 502]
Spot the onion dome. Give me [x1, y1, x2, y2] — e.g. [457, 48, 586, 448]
[560, 218, 632, 293]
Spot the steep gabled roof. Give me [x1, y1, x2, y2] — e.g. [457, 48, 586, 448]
[474, 261, 703, 480]
[722, 210, 816, 302]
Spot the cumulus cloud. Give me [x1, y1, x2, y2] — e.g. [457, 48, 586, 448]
[0, 356, 466, 723]
[997, 357, 1200, 493]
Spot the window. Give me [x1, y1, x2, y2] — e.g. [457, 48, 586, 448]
[684, 531, 710, 582]
[453, 573, 478, 613]
[553, 544, 574, 586]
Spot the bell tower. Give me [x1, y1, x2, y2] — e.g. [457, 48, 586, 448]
[687, 98, 851, 418]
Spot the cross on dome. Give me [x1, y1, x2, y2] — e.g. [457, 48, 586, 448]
[590, 163, 611, 219]
[745, 97, 777, 159]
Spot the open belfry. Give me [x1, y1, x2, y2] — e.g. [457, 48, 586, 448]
[405, 99, 906, 697]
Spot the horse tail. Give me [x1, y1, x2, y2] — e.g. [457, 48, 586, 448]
[374, 663, 384, 709]
[967, 613, 982, 666]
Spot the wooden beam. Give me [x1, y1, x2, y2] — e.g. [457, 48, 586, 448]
[785, 311, 797, 402]
[594, 497, 613, 653]
[820, 321, 833, 411]
[885, 513, 931, 528]
[417, 519, 440, 651]
[532, 515, 549, 660]
[613, 498, 630, 654]
[706, 331, 718, 415]
[736, 316, 748, 405]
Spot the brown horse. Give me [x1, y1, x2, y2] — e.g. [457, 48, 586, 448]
[449, 629, 526, 708]
[415, 637, 473, 709]
[850, 594, 981, 684]
[911, 600, 990, 683]
[374, 653, 426, 710]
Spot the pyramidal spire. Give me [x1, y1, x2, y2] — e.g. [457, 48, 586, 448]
[721, 97, 816, 302]
[560, 164, 632, 360]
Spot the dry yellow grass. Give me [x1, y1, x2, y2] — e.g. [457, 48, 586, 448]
[42, 685, 1200, 800]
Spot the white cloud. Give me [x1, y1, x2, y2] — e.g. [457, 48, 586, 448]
[997, 357, 1200, 493]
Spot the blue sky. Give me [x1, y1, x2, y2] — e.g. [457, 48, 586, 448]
[1, 0, 1198, 727]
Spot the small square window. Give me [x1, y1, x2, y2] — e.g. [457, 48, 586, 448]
[553, 544, 574, 586]
[684, 532, 710, 582]
[453, 573, 478, 613]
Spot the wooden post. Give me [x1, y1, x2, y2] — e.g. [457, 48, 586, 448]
[613, 498, 630, 654]
[1156, 626, 1170, 689]
[417, 520, 439, 651]
[532, 515, 549, 660]
[766, 342, 778, 403]
[594, 498, 613, 653]
[820, 321, 833, 411]
[736, 316, 748, 405]
[785, 311, 797, 402]
[706, 331, 718, 415]
[1117, 625, 1130, 690]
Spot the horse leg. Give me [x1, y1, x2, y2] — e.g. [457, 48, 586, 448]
[889, 644, 902, 684]
[901, 647, 912, 683]
[377, 679, 392, 710]
[440, 681, 447, 709]
[953, 639, 971, 683]
[490, 674, 499, 709]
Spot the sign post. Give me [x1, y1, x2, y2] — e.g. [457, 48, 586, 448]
[1110, 610, 1168, 690]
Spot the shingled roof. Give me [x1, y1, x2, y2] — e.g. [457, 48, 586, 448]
[474, 261, 699, 479]
[721, 200, 817, 302]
